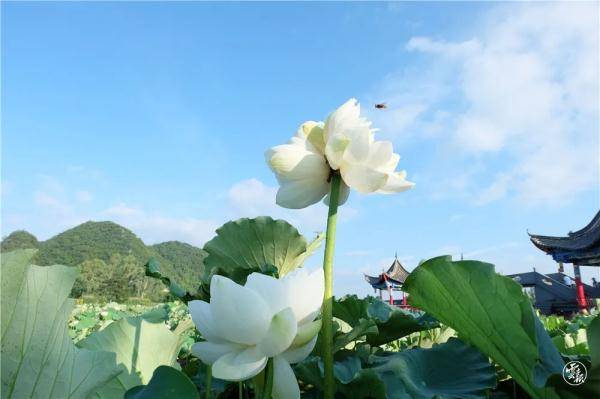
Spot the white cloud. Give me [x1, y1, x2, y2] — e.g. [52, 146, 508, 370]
[366, 104, 427, 140]
[455, 117, 505, 152]
[227, 178, 279, 217]
[378, 2, 599, 206]
[105, 203, 143, 217]
[102, 204, 219, 246]
[463, 241, 519, 258]
[75, 190, 93, 202]
[473, 173, 511, 205]
[20, 174, 220, 245]
[30, 183, 88, 236]
[21, 175, 357, 247]
[406, 37, 481, 57]
[34, 191, 71, 218]
[227, 178, 358, 235]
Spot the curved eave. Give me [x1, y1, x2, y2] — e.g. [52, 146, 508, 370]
[528, 214, 600, 252]
[569, 210, 600, 237]
[364, 273, 403, 289]
[529, 235, 554, 253]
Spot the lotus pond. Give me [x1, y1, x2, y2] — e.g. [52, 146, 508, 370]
[2, 99, 598, 398]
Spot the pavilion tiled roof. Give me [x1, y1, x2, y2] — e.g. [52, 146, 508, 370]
[364, 257, 411, 289]
[529, 210, 600, 266]
[386, 258, 410, 284]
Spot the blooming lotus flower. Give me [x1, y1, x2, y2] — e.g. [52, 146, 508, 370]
[189, 268, 324, 399]
[265, 98, 414, 209]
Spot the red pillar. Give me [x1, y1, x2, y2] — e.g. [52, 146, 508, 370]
[383, 274, 393, 305]
[573, 265, 588, 310]
[402, 291, 407, 306]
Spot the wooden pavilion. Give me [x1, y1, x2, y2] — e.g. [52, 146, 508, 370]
[528, 210, 600, 311]
[364, 255, 411, 307]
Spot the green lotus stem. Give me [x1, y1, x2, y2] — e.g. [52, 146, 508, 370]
[321, 172, 341, 399]
[239, 381, 243, 399]
[205, 365, 212, 399]
[253, 372, 263, 398]
[262, 358, 274, 399]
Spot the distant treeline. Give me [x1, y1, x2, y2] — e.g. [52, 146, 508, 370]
[1, 221, 206, 302]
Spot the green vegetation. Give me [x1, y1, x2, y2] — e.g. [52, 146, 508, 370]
[2, 244, 599, 399]
[151, 241, 206, 292]
[202, 216, 323, 284]
[71, 254, 166, 302]
[32, 221, 151, 266]
[404, 256, 564, 399]
[1, 250, 121, 398]
[0, 230, 39, 252]
[3, 219, 598, 399]
[79, 316, 186, 398]
[0, 221, 206, 301]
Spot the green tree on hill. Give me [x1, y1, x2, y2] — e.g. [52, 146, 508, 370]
[1, 230, 39, 252]
[1, 221, 205, 301]
[151, 241, 206, 294]
[33, 221, 150, 267]
[72, 254, 167, 302]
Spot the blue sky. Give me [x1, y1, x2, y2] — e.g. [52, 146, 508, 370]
[2, 2, 599, 296]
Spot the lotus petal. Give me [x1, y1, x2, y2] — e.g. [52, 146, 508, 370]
[211, 347, 268, 381]
[191, 341, 245, 365]
[210, 275, 272, 345]
[281, 335, 318, 364]
[188, 300, 225, 343]
[272, 356, 301, 399]
[257, 307, 297, 357]
[285, 268, 324, 324]
[377, 171, 415, 194]
[340, 163, 387, 194]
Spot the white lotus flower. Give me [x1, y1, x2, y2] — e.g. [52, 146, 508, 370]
[265, 98, 414, 209]
[189, 268, 324, 399]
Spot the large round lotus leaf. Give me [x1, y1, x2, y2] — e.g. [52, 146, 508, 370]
[202, 217, 323, 284]
[332, 295, 437, 347]
[125, 366, 199, 399]
[79, 317, 185, 398]
[404, 256, 564, 399]
[1, 250, 121, 399]
[371, 338, 496, 399]
[295, 339, 496, 399]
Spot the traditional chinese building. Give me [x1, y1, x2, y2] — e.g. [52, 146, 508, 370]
[364, 255, 410, 306]
[527, 210, 600, 311]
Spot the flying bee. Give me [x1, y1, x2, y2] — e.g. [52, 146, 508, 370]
[374, 102, 387, 109]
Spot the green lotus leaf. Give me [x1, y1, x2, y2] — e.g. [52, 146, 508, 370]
[293, 354, 387, 398]
[590, 315, 600, 367]
[125, 366, 199, 399]
[145, 258, 197, 303]
[79, 317, 185, 398]
[338, 368, 387, 399]
[403, 256, 564, 399]
[333, 318, 378, 352]
[1, 249, 121, 399]
[333, 295, 437, 347]
[296, 339, 495, 399]
[202, 217, 323, 284]
[371, 338, 496, 398]
[547, 314, 600, 398]
[552, 328, 589, 356]
[365, 299, 438, 346]
[333, 295, 372, 326]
